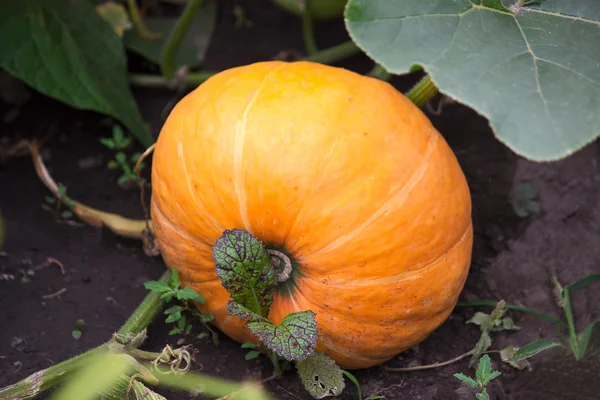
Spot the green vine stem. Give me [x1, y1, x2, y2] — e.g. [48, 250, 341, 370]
[368, 64, 391, 82]
[405, 74, 439, 108]
[302, 4, 318, 55]
[0, 271, 170, 400]
[160, 0, 203, 79]
[303, 40, 360, 64]
[130, 41, 362, 88]
[126, 0, 160, 40]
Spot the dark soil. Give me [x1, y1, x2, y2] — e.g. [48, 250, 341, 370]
[1, 1, 599, 399]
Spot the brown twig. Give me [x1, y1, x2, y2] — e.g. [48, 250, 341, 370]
[29, 140, 150, 240]
[42, 288, 67, 299]
[33, 257, 65, 275]
[384, 349, 475, 372]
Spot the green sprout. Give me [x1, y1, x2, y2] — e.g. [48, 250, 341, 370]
[454, 354, 501, 400]
[100, 125, 144, 187]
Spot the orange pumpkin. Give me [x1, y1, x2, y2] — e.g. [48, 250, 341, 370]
[150, 61, 473, 369]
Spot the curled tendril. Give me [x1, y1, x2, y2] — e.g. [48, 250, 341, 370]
[152, 345, 192, 374]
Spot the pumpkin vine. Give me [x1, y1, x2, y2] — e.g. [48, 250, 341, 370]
[212, 228, 345, 399]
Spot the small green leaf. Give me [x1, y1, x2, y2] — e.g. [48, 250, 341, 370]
[247, 311, 318, 362]
[144, 281, 171, 293]
[213, 229, 278, 317]
[168, 328, 182, 336]
[500, 317, 520, 331]
[245, 350, 261, 361]
[567, 274, 600, 294]
[296, 353, 345, 399]
[515, 182, 538, 200]
[577, 319, 600, 358]
[72, 330, 82, 339]
[499, 345, 529, 370]
[177, 315, 186, 329]
[481, 370, 501, 387]
[513, 340, 562, 361]
[467, 312, 490, 327]
[0, 1, 152, 147]
[44, 195, 57, 204]
[168, 269, 181, 289]
[470, 331, 492, 367]
[107, 160, 119, 169]
[165, 311, 182, 324]
[475, 354, 492, 384]
[176, 286, 206, 304]
[476, 390, 490, 400]
[100, 138, 116, 149]
[241, 342, 257, 349]
[115, 152, 127, 164]
[165, 305, 184, 315]
[201, 313, 215, 323]
[453, 373, 478, 389]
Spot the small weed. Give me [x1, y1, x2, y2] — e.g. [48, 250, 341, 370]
[144, 270, 217, 343]
[100, 125, 144, 187]
[241, 342, 261, 360]
[42, 183, 74, 220]
[72, 319, 85, 340]
[512, 182, 540, 218]
[454, 354, 501, 400]
[342, 370, 385, 400]
[18, 268, 35, 283]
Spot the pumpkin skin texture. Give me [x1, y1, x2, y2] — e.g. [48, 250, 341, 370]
[150, 61, 473, 370]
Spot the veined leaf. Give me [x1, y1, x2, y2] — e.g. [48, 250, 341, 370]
[213, 229, 278, 317]
[0, 0, 152, 146]
[296, 353, 345, 399]
[345, 0, 600, 161]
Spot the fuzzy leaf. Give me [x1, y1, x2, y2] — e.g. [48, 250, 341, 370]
[345, 0, 600, 161]
[247, 310, 318, 362]
[213, 229, 278, 317]
[0, 0, 152, 147]
[296, 353, 345, 399]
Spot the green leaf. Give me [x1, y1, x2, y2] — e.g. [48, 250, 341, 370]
[499, 345, 529, 370]
[513, 340, 562, 361]
[241, 342, 257, 349]
[176, 286, 206, 304]
[481, 370, 501, 387]
[470, 331, 492, 367]
[245, 350, 261, 361]
[475, 354, 492, 384]
[100, 138, 116, 149]
[165, 305, 184, 314]
[247, 310, 318, 362]
[453, 373, 478, 389]
[144, 280, 171, 293]
[0, 1, 152, 147]
[296, 353, 345, 399]
[169, 269, 181, 289]
[345, 0, 600, 161]
[567, 274, 600, 293]
[107, 160, 119, 169]
[213, 229, 278, 317]
[476, 390, 490, 400]
[165, 311, 182, 324]
[514, 182, 538, 200]
[577, 318, 600, 358]
[72, 330, 82, 339]
[123, 1, 216, 69]
[467, 312, 490, 327]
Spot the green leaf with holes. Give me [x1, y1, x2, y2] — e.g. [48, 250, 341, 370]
[213, 229, 278, 318]
[296, 353, 345, 399]
[0, 0, 153, 147]
[345, 0, 600, 161]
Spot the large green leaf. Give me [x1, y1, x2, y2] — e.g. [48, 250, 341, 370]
[345, 0, 600, 161]
[0, 0, 153, 147]
[123, 1, 216, 69]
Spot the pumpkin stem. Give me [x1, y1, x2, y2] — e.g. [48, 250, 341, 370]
[266, 249, 293, 283]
